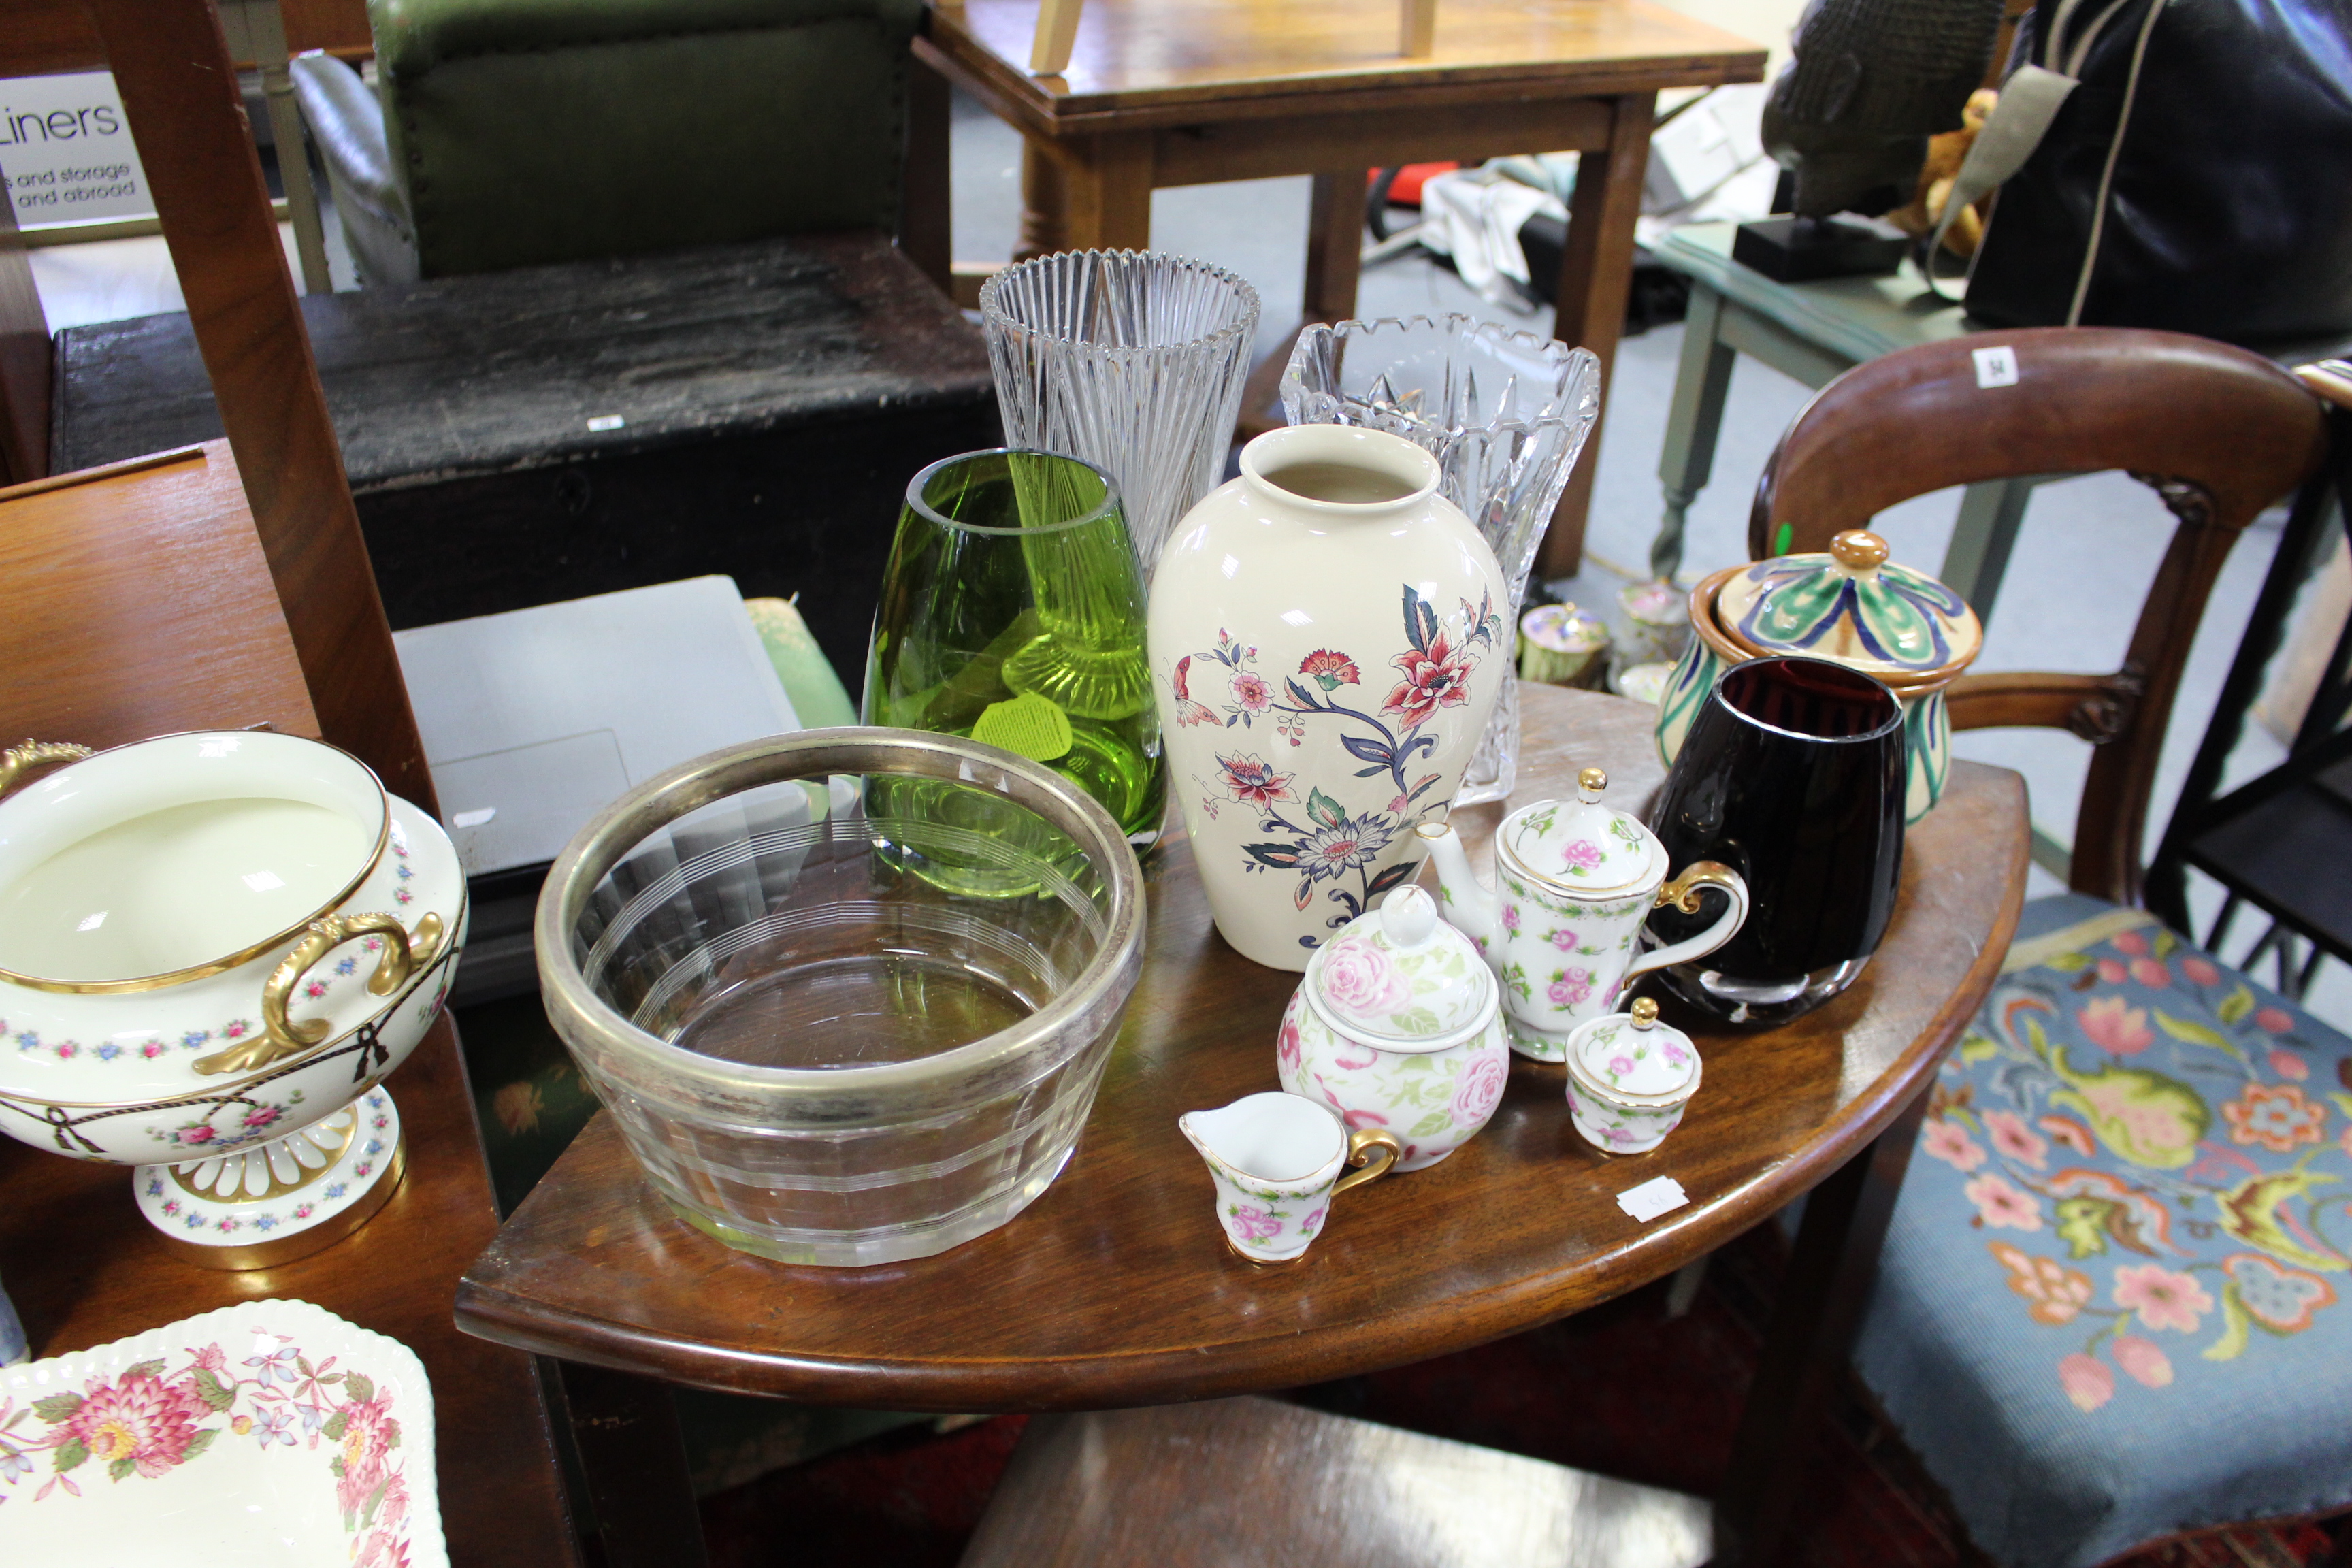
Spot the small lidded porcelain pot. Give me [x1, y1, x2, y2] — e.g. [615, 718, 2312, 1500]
[1563, 997, 1701, 1155]
[1276, 884, 1510, 1173]
[1655, 529, 1982, 823]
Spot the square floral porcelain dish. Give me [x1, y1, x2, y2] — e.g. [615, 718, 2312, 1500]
[0, 1298, 442, 1567]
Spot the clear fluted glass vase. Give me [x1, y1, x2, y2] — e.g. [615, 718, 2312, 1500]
[1281, 316, 1601, 805]
[980, 250, 1260, 579]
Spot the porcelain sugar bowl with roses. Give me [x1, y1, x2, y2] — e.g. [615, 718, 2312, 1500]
[1563, 996, 1702, 1155]
[1150, 422, 1509, 970]
[0, 732, 465, 1269]
[1418, 767, 1747, 1063]
[1275, 884, 1511, 1171]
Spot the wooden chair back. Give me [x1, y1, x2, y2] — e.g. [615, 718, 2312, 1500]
[11, 0, 438, 812]
[1747, 327, 2327, 907]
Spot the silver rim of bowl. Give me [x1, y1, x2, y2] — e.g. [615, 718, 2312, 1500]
[534, 725, 1148, 1096]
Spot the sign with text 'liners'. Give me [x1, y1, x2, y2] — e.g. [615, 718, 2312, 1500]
[0, 73, 154, 229]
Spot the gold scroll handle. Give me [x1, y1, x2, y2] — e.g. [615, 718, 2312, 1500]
[0, 740, 94, 797]
[1333, 1126, 1403, 1196]
[1654, 860, 1743, 915]
[195, 911, 446, 1077]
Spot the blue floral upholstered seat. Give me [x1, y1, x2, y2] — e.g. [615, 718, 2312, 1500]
[1857, 893, 2352, 1567]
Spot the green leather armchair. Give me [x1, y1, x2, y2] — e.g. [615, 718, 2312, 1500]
[293, 0, 926, 282]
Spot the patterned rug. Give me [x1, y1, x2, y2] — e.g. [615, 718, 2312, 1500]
[697, 1222, 2347, 1567]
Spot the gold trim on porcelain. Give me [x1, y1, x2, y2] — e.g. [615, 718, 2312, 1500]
[0, 739, 95, 796]
[1494, 832, 1659, 901]
[156, 1139, 406, 1271]
[0, 732, 392, 995]
[169, 1111, 359, 1202]
[0, 887, 462, 1113]
[196, 911, 442, 1076]
[1653, 860, 1742, 916]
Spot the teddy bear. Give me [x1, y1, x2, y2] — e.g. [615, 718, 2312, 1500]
[1887, 88, 1998, 257]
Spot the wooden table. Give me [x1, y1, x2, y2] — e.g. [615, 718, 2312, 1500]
[917, 0, 1766, 579]
[455, 681, 2027, 1565]
[0, 444, 578, 1567]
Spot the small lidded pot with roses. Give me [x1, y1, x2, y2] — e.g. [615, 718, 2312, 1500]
[1275, 883, 1511, 1172]
[1563, 996, 1702, 1155]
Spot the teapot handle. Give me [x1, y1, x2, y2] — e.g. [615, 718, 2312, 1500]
[0, 740, 93, 798]
[193, 911, 446, 1077]
[1621, 862, 1748, 985]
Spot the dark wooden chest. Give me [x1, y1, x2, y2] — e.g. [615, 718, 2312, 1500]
[50, 231, 1000, 683]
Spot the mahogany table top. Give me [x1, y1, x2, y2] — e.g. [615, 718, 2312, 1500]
[0, 445, 576, 1565]
[928, 0, 1767, 129]
[455, 683, 2028, 1411]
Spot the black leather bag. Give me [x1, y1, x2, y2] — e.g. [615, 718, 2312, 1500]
[1963, 0, 2352, 345]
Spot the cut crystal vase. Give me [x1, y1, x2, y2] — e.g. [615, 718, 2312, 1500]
[980, 250, 1260, 581]
[1282, 316, 1601, 804]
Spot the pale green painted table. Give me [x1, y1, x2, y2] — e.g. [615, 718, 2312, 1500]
[1648, 221, 2042, 610]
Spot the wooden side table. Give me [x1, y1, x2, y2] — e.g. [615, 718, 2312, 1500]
[1642, 221, 2042, 602]
[1650, 222, 2352, 608]
[918, 0, 1766, 580]
[455, 681, 2029, 1567]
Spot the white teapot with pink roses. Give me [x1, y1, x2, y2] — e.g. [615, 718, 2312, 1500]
[1416, 767, 1748, 1063]
[1275, 884, 1511, 1172]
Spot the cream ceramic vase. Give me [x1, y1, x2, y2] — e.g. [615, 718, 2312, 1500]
[0, 734, 466, 1269]
[1275, 885, 1511, 1173]
[1151, 423, 1509, 970]
[1418, 768, 1747, 1062]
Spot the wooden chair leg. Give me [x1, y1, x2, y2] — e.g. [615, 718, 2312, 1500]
[553, 1362, 708, 1568]
[1030, 0, 1083, 75]
[1712, 1085, 1932, 1568]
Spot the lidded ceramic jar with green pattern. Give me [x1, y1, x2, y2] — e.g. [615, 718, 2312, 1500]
[1654, 529, 1982, 823]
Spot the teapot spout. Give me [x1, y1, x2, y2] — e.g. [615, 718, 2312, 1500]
[1413, 820, 1497, 954]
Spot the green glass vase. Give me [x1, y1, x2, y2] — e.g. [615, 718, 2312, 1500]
[864, 450, 1164, 858]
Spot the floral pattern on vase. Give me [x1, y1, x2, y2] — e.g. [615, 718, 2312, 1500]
[1171, 585, 1503, 943]
[1891, 912, 2352, 1418]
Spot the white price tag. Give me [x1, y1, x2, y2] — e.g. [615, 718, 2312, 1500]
[1616, 1175, 1689, 1223]
[1972, 346, 2020, 389]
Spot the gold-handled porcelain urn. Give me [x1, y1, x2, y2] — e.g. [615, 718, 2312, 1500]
[0, 732, 466, 1268]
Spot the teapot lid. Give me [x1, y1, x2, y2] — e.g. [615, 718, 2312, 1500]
[1306, 885, 1492, 1047]
[1712, 529, 1982, 683]
[1568, 997, 1700, 1100]
[1497, 768, 1659, 894]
